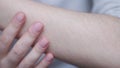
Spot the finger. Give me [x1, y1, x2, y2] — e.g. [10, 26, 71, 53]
[35, 53, 54, 68]
[0, 12, 25, 52]
[5, 22, 43, 66]
[18, 37, 49, 68]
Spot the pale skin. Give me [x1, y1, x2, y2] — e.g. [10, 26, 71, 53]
[0, 0, 120, 67]
[0, 12, 54, 68]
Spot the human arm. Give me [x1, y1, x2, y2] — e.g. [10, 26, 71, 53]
[0, 0, 120, 67]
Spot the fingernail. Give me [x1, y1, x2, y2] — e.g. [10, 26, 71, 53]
[39, 37, 49, 48]
[30, 22, 43, 34]
[16, 12, 25, 22]
[46, 53, 54, 62]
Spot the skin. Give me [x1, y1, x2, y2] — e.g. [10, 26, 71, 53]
[0, 0, 120, 67]
[0, 12, 54, 68]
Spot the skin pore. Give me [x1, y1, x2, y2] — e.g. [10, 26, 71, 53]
[0, 0, 120, 67]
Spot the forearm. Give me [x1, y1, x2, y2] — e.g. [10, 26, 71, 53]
[0, 0, 120, 67]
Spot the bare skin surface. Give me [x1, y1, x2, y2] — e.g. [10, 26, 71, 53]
[0, 0, 120, 67]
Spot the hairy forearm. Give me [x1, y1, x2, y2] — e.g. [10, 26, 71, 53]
[0, 0, 120, 67]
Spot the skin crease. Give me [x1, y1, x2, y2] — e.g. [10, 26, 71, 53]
[0, 0, 120, 67]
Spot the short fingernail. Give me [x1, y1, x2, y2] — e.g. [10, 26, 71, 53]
[29, 22, 43, 34]
[39, 37, 49, 48]
[46, 53, 54, 62]
[16, 12, 25, 23]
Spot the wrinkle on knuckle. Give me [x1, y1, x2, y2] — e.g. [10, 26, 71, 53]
[12, 48, 24, 59]
[34, 46, 45, 54]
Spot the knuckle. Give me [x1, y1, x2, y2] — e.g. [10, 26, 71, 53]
[20, 41, 31, 51]
[9, 24, 21, 35]
[21, 40, 30, 48]
[8, 26, 19, 36]
[28, 28, 40, 38]
[12, 48, 24, 59]
[34, 46, 45, 54]
[11, 21, 21, 28]
[6, 24, 17, 34]
[28, 32, 38, 38]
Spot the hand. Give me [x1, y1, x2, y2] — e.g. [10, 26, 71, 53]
[0, 12, 54, 68]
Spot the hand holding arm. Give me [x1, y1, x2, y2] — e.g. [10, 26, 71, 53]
[0, 0, 120, 67]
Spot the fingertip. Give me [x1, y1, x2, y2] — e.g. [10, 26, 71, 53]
[14, 12, 26, 23]
[45, 53, 54, 62]
[36, 53, 54, 68]
[37, 36, 49, 48]
[28, 22, 44, 35]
